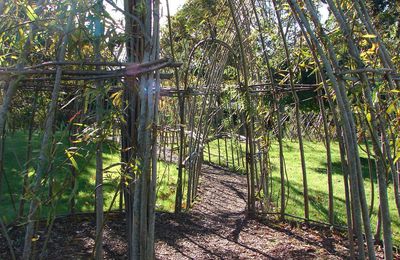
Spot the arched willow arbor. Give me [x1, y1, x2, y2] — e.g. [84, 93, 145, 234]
[0, 0, 399, 259]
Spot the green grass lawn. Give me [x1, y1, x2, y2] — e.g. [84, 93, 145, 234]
[0, 131, 181, 223]
[205, 137, 400, 246]
[1, 131, 399, 246]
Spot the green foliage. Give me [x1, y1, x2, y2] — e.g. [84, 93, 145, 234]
[0, 131, 182, 223]
[205, 138, 400, 246]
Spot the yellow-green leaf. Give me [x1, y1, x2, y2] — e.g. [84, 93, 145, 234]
[26, 5, 38, 21]
[366, 112, 372, 123]
[65, 149, 79, 171]
[386, 102, 396, 114]
[362, 34, 377, 39]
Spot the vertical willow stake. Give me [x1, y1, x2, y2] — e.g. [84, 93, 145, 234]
[318, 89, 334, 224]
[252, 0, 284, 208]
[287, 0, 367, 257]
[275, 94, 285, 220]
[94, 1, 104, 258]
[166, 0, 185, 213]
[324, 1, 392, 257]
[18, 89, 39, 218]
[22, 3, 76, 258]
[272, 0, 309, 220]
[227, 0, 256, 214]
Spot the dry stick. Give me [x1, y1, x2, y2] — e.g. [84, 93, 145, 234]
[38, 190, 59, 260]
[163, 131, 167, 160]
[185, 47, 217, 207]
[148, 5, 161, 255]
[92, 183, 122, 259]
[191, 42, 226, 205]
[239, 134, 245, 168]
[166, 0, 185, 210]
[93, 3, 104, 258]
[123, 0, 140, 255]
[319, 73, 356, 256]
[287, 1, 365, 257]
[228, 95, 236, 168]
[300, 0, 373, 250]
[318, 89, 334, 225]
[378, 107, 400, 218]
[170, 130, 175, 162]
[363, 131, 375, 218]
[336, 125, 357, 259]
[375, 205, 382, 242]
[230, 136, 235, 168]
[22, 4, 76, 258]
[183, 41, 213, 210]
[325, 1, 391, 257]
[272, 0, 309, 220]
[18, 89, 39, 218]
[193, 49, 230, 196]
[224, 137, 229, 167]
[69, 92, 82, 214]
[207, 142, 211, 162]
[254, 142, 259, 190]
[0, 218, 16, 260]
[228, 0, 256, 214]
[294, 13, 357, 258]
[374, 131, 389, 243]
[125, 25, 146, 258]
[217, 137, 222, 165]
[129, 0, 160, 257]
[276, 94, 286, 220]
[252, 0, 283, 210]
[257, 140, 263, 194]
[260, 110, 270, 212]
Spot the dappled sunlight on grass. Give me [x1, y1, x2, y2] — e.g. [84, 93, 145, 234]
[0, 131, 181, 224]
[205, 138, 400, 246]
[1, 132, 399, 246]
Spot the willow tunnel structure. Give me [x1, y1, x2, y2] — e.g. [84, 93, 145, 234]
[0, 0, 399, 259]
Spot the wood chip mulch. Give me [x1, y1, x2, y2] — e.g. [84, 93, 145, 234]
[0, 165, 396, 259]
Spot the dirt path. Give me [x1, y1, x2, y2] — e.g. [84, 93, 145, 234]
[1, 164, 391, 259]
[155, 165, 351, 259]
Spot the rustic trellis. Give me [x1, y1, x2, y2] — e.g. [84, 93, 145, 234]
[0, 0, 399, 259]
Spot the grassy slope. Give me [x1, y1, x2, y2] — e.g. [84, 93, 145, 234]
[1, 131, 398, 245]
[0, 131, 179, 223]
[206, 137, 400, 246]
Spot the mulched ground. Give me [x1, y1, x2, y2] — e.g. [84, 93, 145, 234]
[0, 164, 395, 259]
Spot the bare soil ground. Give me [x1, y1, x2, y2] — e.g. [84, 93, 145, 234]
[0, 164, 394, 259]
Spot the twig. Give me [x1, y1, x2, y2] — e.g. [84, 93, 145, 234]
[0, 218, 16, 260]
